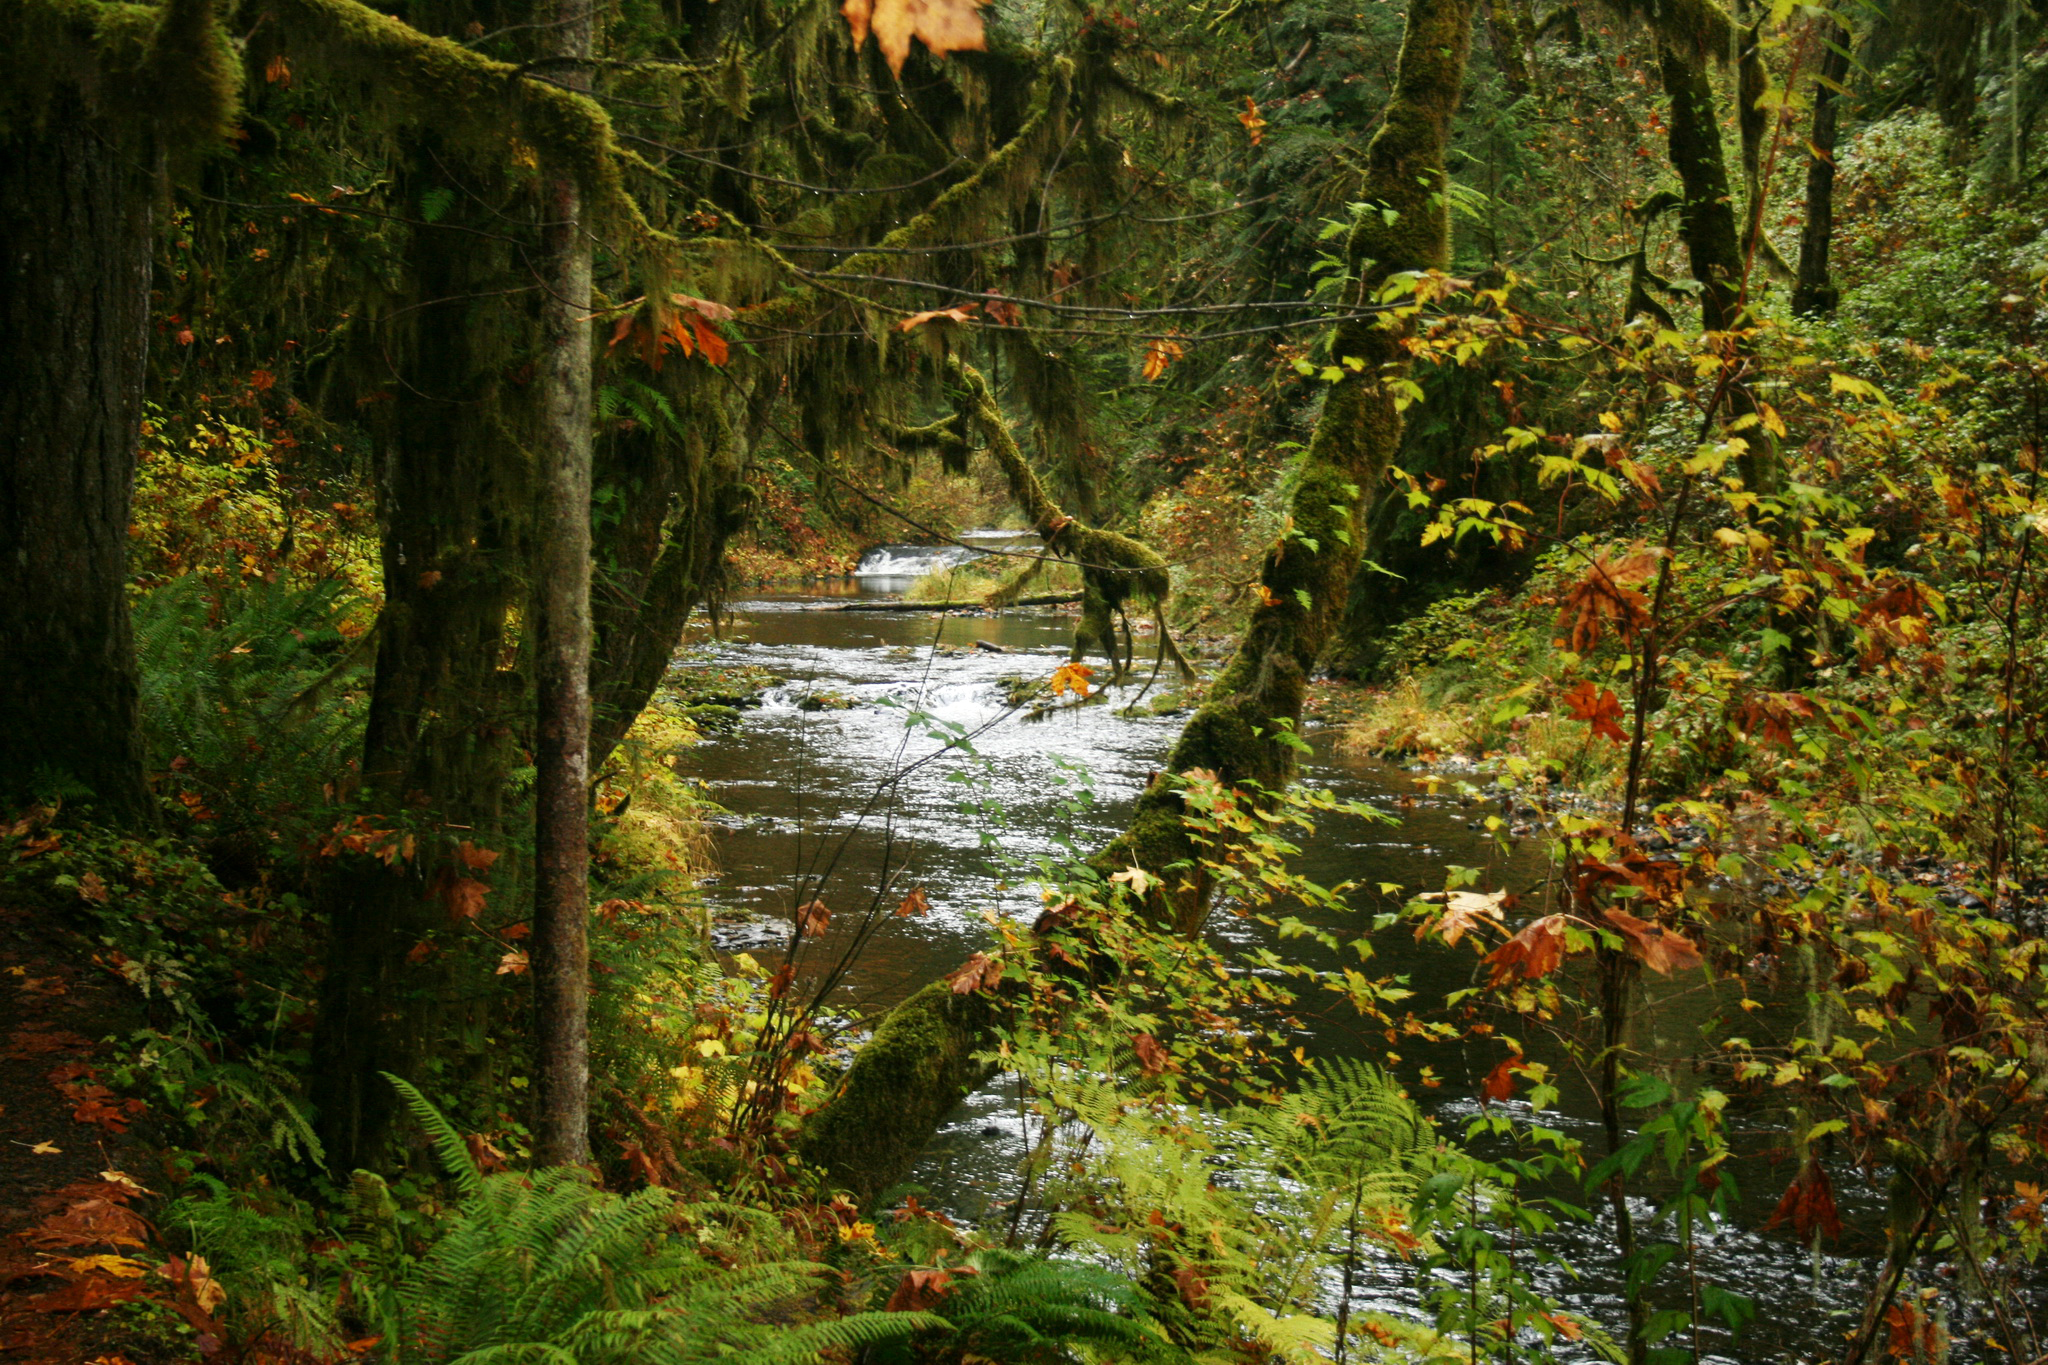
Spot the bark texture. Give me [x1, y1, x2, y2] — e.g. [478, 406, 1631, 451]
[0, 102, 156, 824]
[1793, 19, 1852, 317]
[531, 0, 596, 1170]
[799, 0, 1479, 1202]
[312, 147, 537, 1172]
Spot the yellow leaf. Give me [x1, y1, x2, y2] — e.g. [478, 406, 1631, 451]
[1047, 662, 1094, 699]
[70, 1255, 149, 1279]
[30, 1139, 61, 1155]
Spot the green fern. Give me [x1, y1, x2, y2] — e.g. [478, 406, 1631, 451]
[349, 1077, 941, 1364]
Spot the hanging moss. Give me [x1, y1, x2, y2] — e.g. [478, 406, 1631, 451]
[1, 0, 239, 155]
[950, 357, 1193, 683]
[799, 0, 1482, 1198]
[265, 0, 666, 249]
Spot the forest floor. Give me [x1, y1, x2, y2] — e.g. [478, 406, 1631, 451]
[0, 906, 183, 1365]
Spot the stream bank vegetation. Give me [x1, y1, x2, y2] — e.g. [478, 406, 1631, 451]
[5, 0, 2048, 1360]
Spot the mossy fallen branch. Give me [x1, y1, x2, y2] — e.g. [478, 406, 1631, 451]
[949, 356, 1194, 685]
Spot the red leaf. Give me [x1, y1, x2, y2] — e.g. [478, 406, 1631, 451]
[1484, 915, 1569, 986]
[796, 899, 832, 938]
[947, 952, 1002, 994]
[767, 961, 796, 1000]
[1766, 1159, 1842, 1242]
[1601, 907, 1703, 975]
[442, 876, 489, 921]
[884, 1267, 956, 1312]
[1480, 1053, 1520, 1104]
[1560, 681, 1629, 744]
[455, 840, 499, 871]
[896, 301, 980, 332]
[690, 314, 729, 366]
[1133, 1033, 1169, 1076]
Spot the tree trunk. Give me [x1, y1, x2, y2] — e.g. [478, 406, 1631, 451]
[531, 0, 597, 1170]
[0, 100, 156, 825]
[1793, 19, 1851, 317]
[799, 0, 1479, 1202]
[1486, 0, 1535, 94]
[311, 147, 536, 1173]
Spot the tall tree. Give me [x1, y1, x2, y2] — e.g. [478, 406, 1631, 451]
[531, 0, 597, 1169]
[0, 0, 237, 824]
[1793, 15, 1853, 317]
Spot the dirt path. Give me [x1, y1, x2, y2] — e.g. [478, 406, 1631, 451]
[0, 905, 171, 1364]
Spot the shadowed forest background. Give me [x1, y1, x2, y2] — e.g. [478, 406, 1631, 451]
[3, 0, 2048, 1361]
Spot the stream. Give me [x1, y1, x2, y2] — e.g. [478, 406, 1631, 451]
[672, 543, 1941, 1362]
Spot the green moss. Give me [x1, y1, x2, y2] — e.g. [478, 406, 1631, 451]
[798, 979, 998, 1202]
[950, 357, 1193, 682]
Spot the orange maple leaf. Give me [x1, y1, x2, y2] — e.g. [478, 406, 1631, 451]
[841, 0, 988, 77]
[896, 301, 980, 332]
[1560, 680, 1629, 744]
[1601, 907, 1702, 975]
[1484, 914, 1569, 985]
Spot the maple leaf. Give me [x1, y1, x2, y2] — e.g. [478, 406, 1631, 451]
[1480, 1052, 1520, 1104]
[495, 950, 529, 976]
[896, 301, 980, 332]
[1110, 865, 1157, 898]
[1555, 546, 1658, 652]
[1141, 337, 1185, 381]
[947, 951, 1003, 994]
[841, 0, 988, 77]
[265, 53, 292, 86]
[690, 314, 730, 366]
[1601, 907, 1703, 975]
[455, 840, 500, 871]
[442, 876, 489, 921]
[1484, 915, 1569, 985]
[1415, 889, 1506, 946]
[1133, 1032, 1170, 1076]
[767, 961, 796, 999]
[1560, 680, 1629, 744]
[884, 1267, 956, 1312]
[797, 899, 832, 937]
[1739, 690, 1823, 749]
[895, 886, 931, 917]
[1237, 96, 1267, 145]
[1047, 662, 1094, 698]
[1766, 1159, 1843, 1242]
[670, 292, 736, 322]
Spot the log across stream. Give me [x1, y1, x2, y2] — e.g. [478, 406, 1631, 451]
[673, 578, 1910, 1360]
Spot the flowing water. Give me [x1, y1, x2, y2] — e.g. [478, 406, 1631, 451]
[673, 544, 1945, 1362]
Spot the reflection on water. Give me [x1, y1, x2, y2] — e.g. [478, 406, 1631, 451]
[674, 589, 1919, 1360]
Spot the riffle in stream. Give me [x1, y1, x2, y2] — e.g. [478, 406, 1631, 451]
[673, 559, 1929, 1362]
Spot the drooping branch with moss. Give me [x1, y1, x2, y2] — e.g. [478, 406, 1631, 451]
[799, 0, 1480, 1202]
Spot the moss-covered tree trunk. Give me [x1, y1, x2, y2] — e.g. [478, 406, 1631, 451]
[0, 0, 234, 825]
[0, 99, 157, 825]
[1793, 18, 1851, 317]
[312, 149, 536, 1172]
[800, 0, 1479, 1203]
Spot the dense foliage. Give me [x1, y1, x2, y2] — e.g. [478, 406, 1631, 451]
[4, 0, 2048, 1361]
